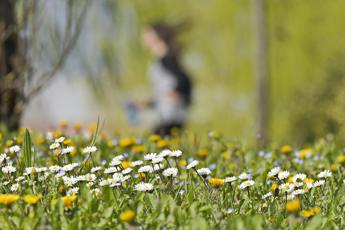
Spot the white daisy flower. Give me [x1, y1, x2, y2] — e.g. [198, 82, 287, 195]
[159, 150, 172, 158]
[238, 172, 249, 180]
[62, 163, 79, 172]
[317, 170, 332, 178]
[61, 146, 74, 155]
[138, 165, 153, 173]
[122, 168, 133, 175]
[49, 142, 60, 150]
[55, 136, 65, 143]
[153, 164, 164, 171]
[279, 183, 295, 193]
[152, 157, 164, 164]
[49, 165, 61, 173]
[131, 160, 144, 167]
[85, 173, 97, 182]
[169, 150, 182, 158]
[186, 160, 199, 169]
[0, 153, 9, 164]
[197, 168, 211, 176]
[313, 180, 325, 188]
[238, 180, 255, 189]
[292, 189, 306, 196]
[292, 173, 306, 183]
[2, 164, 16, 174]
[134, 182, 154, 192]
[144, 153, 157, 161]
[91, 166, 102, 173]
[224, 176, 237, 183]
[82, 146, 97, 154]
[262, 192, 272, 199]
[67, 187, 79, 195]
[162, 167, 178, 177]
[9, 145, 21, 153]
[104, 167, 119, 174]
[109, 159, 122, 167]
[268, 167, 280, 177]
[278, 171, 290, 180]
[10, 183, 19, 192]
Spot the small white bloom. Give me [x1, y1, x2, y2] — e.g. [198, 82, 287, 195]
[169, 150, 182, 158]
[238, 172, 249, 180]
[61, 146, 74, 155]
[278, 171, 290, 180]
[268, 167, 280, 178]
[82, 146, 97, 154]
[109, 159, 122, 166]
[262, 192, 272, 199]
[134, 182, 154, 192]
[186, 160, 199, 169]
[55, 136, 65, 143]
[131, 160, 143, 167]
[152, 157, 164, 164]
[292, 189, 306, 196]
[49, 142, 60, 150]
[159, 150, 172, 158]
[91, 166, 102, 173]
[313, 180, 325, 188]
[144, 153, 157, 161]
[138, 165, 153, 173]
[317, 170, 332, 178]
[67, 187, 79, 195]
[162, 167, 178, 177]
[197, 168, 211, 176]
[279, 183, 295, 193]
[9, 145, 21, 153]
[10, 183, 19, 192]
[224, 176, 237, 183]
[153, 164, 164, 171]
[122, 168, 133, 175]
[2, 164, 16, 174]
[292, 173, 306, 183]
[238, 180, 255, 189]
[104, 167, 119, 174]
[49, 165, 61, 173]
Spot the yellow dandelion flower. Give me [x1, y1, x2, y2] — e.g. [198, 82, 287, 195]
[336, 155, 345, 164]
[121, 161, 133, 169]
[197, 149, 209, 158]
[53, 130, 63, 139]
[303, 178, 314, 183]
[73, 122, 83, 132]
[63, 139, 73, 146]
[16, 137, 23, 145]
[271, 183, 278, 192]
[157, 140, 169, 148]
[119, 138, 136, 148]
[178, 160, 187, 167]
[286, 200, 300, 213]
[280, 145, 292, 154]
[0, 194, 20, 205]
[61, 196, 77, 208]
[149, 134, 161, 142]
[222, 151, 231, 159]
[120, 210, 136, 223]
[35, 134, 45, 145]
[298, 148, 312, 159]
[59, 120, 68, 129]
[6, 139, 14, 147]
[301, 207, 320, 218]
[131, 145, 144, 153]
[88, 122, 97, 133]
[23, 195, 41, 205]
[330, 164, 338, 172]
[208, 178, 224, 188]
[18, 127, 26, 135]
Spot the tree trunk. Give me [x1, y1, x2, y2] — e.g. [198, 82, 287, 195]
[0, 0, 23, 131]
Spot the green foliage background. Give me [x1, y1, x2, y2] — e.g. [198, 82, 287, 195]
[94, 0, 345, 145]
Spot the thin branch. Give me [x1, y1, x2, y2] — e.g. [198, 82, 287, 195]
[25, 0, 89, 102]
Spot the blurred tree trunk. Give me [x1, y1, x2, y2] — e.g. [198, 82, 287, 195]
[0, 0, 88, 131]
[0, 0, 22, 131]
[254, 0, 269, 146]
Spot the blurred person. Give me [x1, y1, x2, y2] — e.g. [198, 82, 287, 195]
[140, 22, 192, 136]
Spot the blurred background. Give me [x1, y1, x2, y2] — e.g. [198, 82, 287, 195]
[2, 0, 345, 145]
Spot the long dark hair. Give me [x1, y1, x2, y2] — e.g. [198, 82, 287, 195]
[150, 21, 188, 58]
